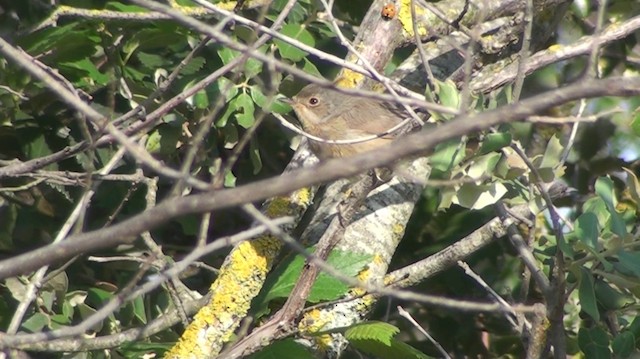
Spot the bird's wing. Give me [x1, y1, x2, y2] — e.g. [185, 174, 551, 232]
[336, 98, 415, 138]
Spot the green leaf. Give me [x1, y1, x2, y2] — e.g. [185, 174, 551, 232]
[274, 24, 315, 62]
[223, 124, 239, 149]
[145, 126, 180, 155]
[250, 137, 263, 174]
[595, 177, 627, 237]
[578, 327, 611, 359]
[575, 212, 599, 249]
[436, 79, 460, 112]
[583, 197, 609, 228]
[630, 110, 640, 137]
[453, 182, 508, 210]
[217, 47, 241, 66]
[345, 322, 399, 345]
[87, 287, 114, 307]
[249, 339, 315, 359]
[40, 290, 55, 312]
[132, 295, 147, 324]
[465, 152, 501, 178]
[345, 322, 430, 359]
[257, 249, 372, 306]
[209, 78, 238, 104]
[302, 58, 322, 77]
[612, 331, 634, 358]
[594, 279, 634, 310]
[479, 132, 512, 154]
[430, 140, 465, 172]
[136, 51, 166, 69]
[193, 88, 209, 109]
[224, 170, 237, 188]
[20, 23, 80, 54]
[234, 92, 256, 128]
[627, 316, 640, 339]
[250, 86, 290, 113]
[59, 58, 110, 85]
[539, 135, 563, 174]
[616, 251, 640, 278]
[181, 56, 206, 75]
[145, 130, 162, 153]
[24, 135, 55, 170]
[595, 177, 617, 209]
[622, 168, 640, 206]
[105, 1, 148, 12]
[244, 55, 263, 79]
[578, 267, 599, 321]
[21, 312, 49, 333]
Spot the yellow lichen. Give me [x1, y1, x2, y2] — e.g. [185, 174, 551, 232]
[299, 308, 330, 333]
[547, 44, 562, 52]
[166, 236, 281, 358]
[265, 196, 293, 217]
[335, 70, 365, 89]
[398, 0, 428, 37]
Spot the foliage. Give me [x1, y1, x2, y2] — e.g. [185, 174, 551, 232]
[0, 0, 639, 358]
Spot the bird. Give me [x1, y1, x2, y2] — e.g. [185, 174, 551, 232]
[283, 84, 416, 160]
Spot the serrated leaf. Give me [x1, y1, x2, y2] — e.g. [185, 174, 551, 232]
[20, 23, 80, 54]
[136, 51, 165, 69]
[181, 56, 206, 75]
[345, 322, 430, 359]
[193, 88, 209, 109]
[575, 212, 599, 249]
[59, 58, 110, 85]
[345, 321, 399, 345]
[578, 267, 599, 321]
[274, 24, 315, 62]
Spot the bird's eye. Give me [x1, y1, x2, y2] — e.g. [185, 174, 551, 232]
[308, 97, 319, 106]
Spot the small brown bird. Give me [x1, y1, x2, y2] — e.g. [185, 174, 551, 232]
[283, 84, 415, 160]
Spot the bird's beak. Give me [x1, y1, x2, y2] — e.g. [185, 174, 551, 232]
[280, 97, 294, 105]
